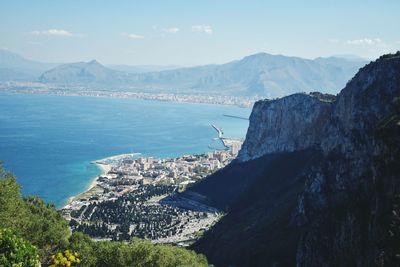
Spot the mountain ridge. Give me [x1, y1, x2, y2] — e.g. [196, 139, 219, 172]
[1, 49, 367, 98]
[0, 49, 57, 81]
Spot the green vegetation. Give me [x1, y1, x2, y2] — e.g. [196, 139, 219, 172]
[0, 164, 69, 264]
[68, 232, 208, 267]
[0, 228, 40, 267]
[379, 51, 400, 60]
[0, 163, 209, 266]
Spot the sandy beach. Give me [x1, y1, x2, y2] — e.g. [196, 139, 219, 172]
[87, 162, 112, 190]
[63, 153, 138, 208]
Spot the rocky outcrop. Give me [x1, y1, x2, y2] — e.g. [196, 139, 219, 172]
[191, 52, 400, 266]
[239, 54, 400, 162]
[237, 93, 333, 161]
[295, 53, 400, 266]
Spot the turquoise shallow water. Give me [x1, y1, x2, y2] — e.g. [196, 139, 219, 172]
[0, 93, 251, 207]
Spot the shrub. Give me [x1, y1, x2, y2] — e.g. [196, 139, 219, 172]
[49, 250, 81, 267]
[0, 228, 40, 267]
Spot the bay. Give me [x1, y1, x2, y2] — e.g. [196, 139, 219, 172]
[0, 93, 251, 207]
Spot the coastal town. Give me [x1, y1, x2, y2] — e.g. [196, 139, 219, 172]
[62, 128, 243, 245]
[0, 82, 258, 107]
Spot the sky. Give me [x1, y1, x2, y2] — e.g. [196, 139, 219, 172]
[1, 0, 399, 66]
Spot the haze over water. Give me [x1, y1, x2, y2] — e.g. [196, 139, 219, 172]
[0, 93, 250, 207]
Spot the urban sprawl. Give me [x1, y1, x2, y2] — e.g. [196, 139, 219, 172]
[62, 132, 242, 246]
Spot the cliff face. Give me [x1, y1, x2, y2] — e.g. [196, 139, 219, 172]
[239, 54, 400, 161]
[191, 52, 400, 266]
[295, 54, 400, 266]
[237, 93, 333, 161]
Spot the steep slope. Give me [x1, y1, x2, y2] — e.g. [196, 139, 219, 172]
[189, 52, 400, 266]
[191, 149, 320, 266]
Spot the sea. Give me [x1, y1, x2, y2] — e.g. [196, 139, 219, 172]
[0, 92, 251, 207]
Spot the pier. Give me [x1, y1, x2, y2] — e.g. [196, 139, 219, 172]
[210, 124, 243, 154]
[211, 124, 224, 139]
[223, 114, 249, 120]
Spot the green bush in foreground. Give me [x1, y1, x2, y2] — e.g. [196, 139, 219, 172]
[0, 228, 40, 267]
[68, 232, 208, 267]
[0, 163, 210, 266]
[0, 165, 70, 263]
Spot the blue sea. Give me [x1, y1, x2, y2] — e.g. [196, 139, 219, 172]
[0, 93, 251, 207]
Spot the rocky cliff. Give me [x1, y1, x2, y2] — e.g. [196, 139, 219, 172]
[237, 92, 333, 161]
[295, 52, 400, 266]
[238, 53, 399, 161]
[191, 52, 400, 266]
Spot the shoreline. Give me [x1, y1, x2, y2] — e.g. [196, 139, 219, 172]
[87, 162, 112, 191]
[62, 136, 241, 210]
[63, 153, 137, 209]
[0, 87, 257, 108]
[61, 148, 239, 244]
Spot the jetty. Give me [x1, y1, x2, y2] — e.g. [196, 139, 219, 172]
[211, 124, 224, 139]
[223, 114, 249, 120]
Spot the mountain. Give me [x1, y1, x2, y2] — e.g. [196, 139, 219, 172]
[188, 52, 400, 266]
[1, 50, 368, 98]
[128, 53, 367, 97]
[107, 64, 181, 74]
[0, 49, 56, 81]
[39, 53, 367, 97]
[39, 60, 133, 86]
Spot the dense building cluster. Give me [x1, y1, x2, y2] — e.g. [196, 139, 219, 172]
[68, 184, 218, 243]
[111, 150, 235, 185]
[62, 146, 242, 244]
[0, 83, 257, 107]
[70, 185, 218, 242]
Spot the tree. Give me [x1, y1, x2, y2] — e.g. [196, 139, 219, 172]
[68, 232, 97, 267]
[0, 164, 31, 233]
[24, 196, 69, 250]
[0, 163, 210, 266]
[0, 228, 40, 267]
[0, 164, 70, 263]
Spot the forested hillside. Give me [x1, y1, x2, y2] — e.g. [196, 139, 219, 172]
[0, 164, 209, 267]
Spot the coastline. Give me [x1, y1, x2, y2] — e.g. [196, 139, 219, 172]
[61, 148, 239, 243]
[0, 87, 257, 108]
[87, 162, 111, 191]
[63, 154, 136, 209]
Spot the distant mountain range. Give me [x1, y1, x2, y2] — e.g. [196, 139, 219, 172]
[1, 49, 368, 97]
[107, 64, 181, 74]
[0, 49, 57, 81]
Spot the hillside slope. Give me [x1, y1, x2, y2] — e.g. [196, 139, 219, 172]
[189, 52, 400, 266]
[39, 60, 133, 86]
[0, 49, 56, 81]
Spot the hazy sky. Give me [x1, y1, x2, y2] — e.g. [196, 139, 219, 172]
[1, 0, 399, 65]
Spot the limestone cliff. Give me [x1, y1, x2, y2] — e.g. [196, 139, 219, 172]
[237, 93, 333, 161]
[191, 52, 400, 266]
[239, 53, 400, 161]
[295, 53, 400, 266]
